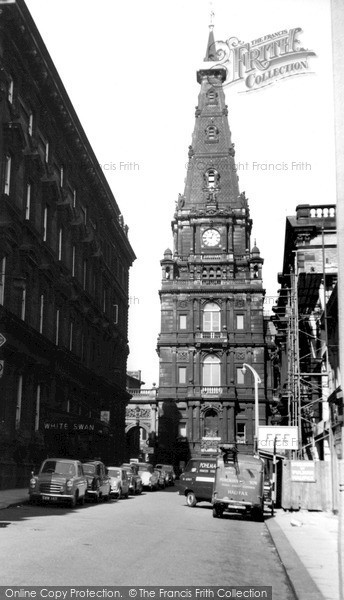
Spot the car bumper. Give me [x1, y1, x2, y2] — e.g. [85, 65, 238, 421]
[29, 492, 74, 502]
[85, 490, 99, 497]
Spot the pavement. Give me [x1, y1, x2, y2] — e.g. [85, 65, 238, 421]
[0, 488, 340, 600]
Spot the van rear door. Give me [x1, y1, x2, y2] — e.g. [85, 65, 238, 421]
[193, 459, 216, 501]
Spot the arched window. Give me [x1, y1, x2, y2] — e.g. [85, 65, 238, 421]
[206, 125, 218, 141]
[203, 302, 220, 332]
[207, 88, 218, 103]
[204, 408, 219, 437]
[204, 168, 219, 189]
[202, 355, 221, 386]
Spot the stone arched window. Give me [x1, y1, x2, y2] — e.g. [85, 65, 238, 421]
[207, 88, 218, 104]
[203, 302, 220, 332]
[204, 168, 219, 189]
[205, 125, 219, 141]
[203, 408, 219, 437]
[202, 355, 221, 386]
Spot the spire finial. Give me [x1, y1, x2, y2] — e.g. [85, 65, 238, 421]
[209, 0, 215, 30]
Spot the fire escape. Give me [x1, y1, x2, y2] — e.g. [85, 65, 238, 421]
[272, 205, 337, 459]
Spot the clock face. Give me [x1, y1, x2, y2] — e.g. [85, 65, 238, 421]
[202, 228, 220, 247]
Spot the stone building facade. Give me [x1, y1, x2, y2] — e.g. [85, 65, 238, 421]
[0, 0, 135, 487]
[125, 372, 158, 462]
[156, 29, 269, 467]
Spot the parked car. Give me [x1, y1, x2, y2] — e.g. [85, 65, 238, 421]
[121, 463, 143, 495]
[137, 463, 159, 490]
[29, 458, 87, 507]
[156, 463, 176, 485]
[83, 460, 111, 502]
[154, 468, 166, 489]
[107, 467, 130, 499]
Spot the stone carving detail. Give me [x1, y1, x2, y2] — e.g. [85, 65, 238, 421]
[178, 351, 188, 361]
[126, 408, 151, 419]
[235, 298, 245, 308]
[296, 233, 311, 245]
[178, 300, 189, 308]
[201, 402, 223, 415]
[236, 352, 245, 360]
[177, 194, 185, 209]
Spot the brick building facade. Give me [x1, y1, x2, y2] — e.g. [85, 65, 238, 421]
[0, 0, 135, 487]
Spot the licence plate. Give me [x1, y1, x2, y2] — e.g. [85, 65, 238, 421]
[42, 495, 57, 502]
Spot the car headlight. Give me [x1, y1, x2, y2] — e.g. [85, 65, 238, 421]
[29, 478, 36, 489]
[66, 479, 73, 490]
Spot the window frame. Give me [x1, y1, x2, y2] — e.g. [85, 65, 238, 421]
[203, 302, 221, 332]
[4, 154, 12, 195]
[178, 366, 187, 384]
[236, 314, 244, 330]
[179, 315, 187, 330]
[202, 355, 221, 386]
[236, 367, 245, 385]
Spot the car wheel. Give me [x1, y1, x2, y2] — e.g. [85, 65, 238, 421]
[70, 493, 77, 508]
[78, 494, 85, 506]
[186, 492, 197, 507]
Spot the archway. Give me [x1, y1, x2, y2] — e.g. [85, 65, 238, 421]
[126, 425, 148, 460]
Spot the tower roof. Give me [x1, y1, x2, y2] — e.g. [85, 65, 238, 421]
[204, 26, 216, 61]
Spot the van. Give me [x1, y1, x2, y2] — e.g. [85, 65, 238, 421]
[212, 446, 265, 520]
[178, 457, 217, 506]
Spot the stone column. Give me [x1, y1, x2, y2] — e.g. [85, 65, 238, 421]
[195, 402, 200, 442]
[188, 404, 193, 440]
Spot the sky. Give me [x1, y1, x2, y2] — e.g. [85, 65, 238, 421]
[24, 0, 336, 387]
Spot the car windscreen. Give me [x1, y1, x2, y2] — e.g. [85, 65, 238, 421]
[108, 469, 121, 477]
[41, 461, 76, 476]
[83, 464, 96, 475]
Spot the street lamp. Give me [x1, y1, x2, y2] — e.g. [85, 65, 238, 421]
[241, 363, 261, 455]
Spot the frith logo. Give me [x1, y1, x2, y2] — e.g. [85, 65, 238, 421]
[209, 28, 316, 92]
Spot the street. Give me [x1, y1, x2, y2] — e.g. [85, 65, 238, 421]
[0, 486, 294, 597]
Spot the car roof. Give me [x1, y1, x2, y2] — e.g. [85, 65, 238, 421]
[44, 458, 79, 463]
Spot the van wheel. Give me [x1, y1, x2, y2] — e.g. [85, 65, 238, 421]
[186, 492, 197, 507]
[252, 507, 264, 522]
[213, 505, 223, 518]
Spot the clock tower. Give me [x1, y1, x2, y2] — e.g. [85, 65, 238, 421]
[156, 26, 267, 465]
